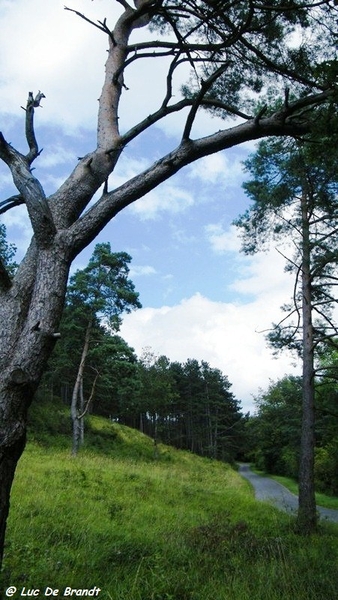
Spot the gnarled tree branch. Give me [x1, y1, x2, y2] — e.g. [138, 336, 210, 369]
[182, 63, 230, 140]
[24, 91, 45, 164]
[0, 194, 25, 215]
[0, 94, 56, 247]
[68, 90, 332, 257]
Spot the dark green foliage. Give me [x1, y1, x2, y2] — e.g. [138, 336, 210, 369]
[236, 132, 338, 260]
[132, 354, 247, 462]
[0, 223, 17, 281]
[249, 373, 338, 495]
[67, 243, 141, 330]
[153, 1, 337, 121]
[42, 314, 140, 417]
[248, 376, 302, 477]
[42, 343, 246, 462]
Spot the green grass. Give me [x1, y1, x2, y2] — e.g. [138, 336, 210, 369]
[251, 467, 338, 510]
[270, 475, 338, 510]
[1, 404, 338, 599]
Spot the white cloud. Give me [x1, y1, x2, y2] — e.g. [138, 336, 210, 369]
[230, 247, 294, 299]
[189, 152, 245, 185]
[0, 1, 189, 136]
[205, 223, 242, 254]
[128, 183, 195, 220]
[0, 170, 13, 192]
[38, 146, 76, 169]
[0, 1, 114, 129]
[129, 265, 157, 277]
[205, 221, 297, 302]
[120, 239, 300, 414]
[120, 289, 300, 414]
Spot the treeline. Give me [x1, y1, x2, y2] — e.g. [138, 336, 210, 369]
[40, 315, 246, 462]
[133, 351, 247, 461]
[247, 371, 338, 496]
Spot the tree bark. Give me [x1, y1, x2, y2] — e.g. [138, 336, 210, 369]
[297, 187, 317, 532]
[71, 320, 92, 456]
[0, 426, 26, 568]
[0, 243, 70, 565]
[79, 379, 85, 445]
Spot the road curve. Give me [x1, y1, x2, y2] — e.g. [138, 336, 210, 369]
[238, 463, 338, 523]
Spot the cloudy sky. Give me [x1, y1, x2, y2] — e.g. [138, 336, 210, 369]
[0, 0, 301, 412]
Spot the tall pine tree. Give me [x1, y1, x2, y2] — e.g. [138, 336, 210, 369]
[236, 127, 338, 532]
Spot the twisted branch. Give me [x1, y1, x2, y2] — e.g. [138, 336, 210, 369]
[24, 91, 45, 164]
[0, 93, 56, 247]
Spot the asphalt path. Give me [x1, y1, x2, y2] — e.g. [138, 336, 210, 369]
[238, 463, 338, 523]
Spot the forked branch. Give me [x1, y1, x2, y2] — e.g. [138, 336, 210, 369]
[77, 367, 100, 420]
[0, 194, 25, 215]
[64, 6, 116, 43]
[182, 63, 230, 140]
[0, 93, 56, 247]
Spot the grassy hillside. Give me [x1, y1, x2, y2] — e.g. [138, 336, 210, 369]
[1, 398, 338, 599]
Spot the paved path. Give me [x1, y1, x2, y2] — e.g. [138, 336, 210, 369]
[238, 463, 338, 523]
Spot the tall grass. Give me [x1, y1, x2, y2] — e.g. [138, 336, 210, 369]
[1, 404, 338, 599]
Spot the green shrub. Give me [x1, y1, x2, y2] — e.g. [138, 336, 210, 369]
[280, 447, 299, 480]
[315, 444, 338, 495]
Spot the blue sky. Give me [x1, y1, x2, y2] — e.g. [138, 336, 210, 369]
[0, 0, 301, 412]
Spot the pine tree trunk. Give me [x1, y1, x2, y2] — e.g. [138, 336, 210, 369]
[297, 187, 317, 533]
[80, 379, 85, 445]
[71, 320, 92, 456]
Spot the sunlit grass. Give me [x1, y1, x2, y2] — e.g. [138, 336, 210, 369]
[2, 413, 338, 600]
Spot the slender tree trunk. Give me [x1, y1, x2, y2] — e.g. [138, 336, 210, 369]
[79, 379, 85, 445]
[297, 187, 317, 532]
[153, 416, 159, 460]
[205, 382, 213, 456]
[213, 408, 219, 459]
[71, 319, 92, 456]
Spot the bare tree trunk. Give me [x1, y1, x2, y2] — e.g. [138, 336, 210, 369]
[213, 408, 219, 459]
[71, 320, 92, 456]
[0, 427, 26, 568]
[153, 417, 159, 460]
[80, 379, 84, 444]
[297, 187, 317, 533]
